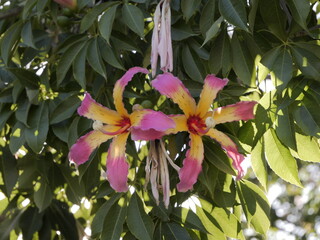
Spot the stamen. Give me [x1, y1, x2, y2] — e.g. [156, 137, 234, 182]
[190, 122, 209, 135]
[92, 120, 103, 130]
[132, 104, 143, 111]
[205, 117, 216, 128]
[100, 123, 130, 136]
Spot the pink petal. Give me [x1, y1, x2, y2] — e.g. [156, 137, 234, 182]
[106, 133, 130, 192]
[69, 130, 113, 165]
[213, 101, 257, 124]
[177, 134, 204, 192]
[131, 128, 166, 141]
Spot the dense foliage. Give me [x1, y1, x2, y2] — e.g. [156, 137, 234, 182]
[0, 0, 319, 239]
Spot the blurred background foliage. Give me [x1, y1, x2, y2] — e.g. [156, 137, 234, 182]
[0, 0, 319, 239]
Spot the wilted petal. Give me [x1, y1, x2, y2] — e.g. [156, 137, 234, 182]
[151, 2, 161, 77]
[54, 0, 77, 9]
[106, 132, 130, 192]
[152, 73, 197, 116]
[177, 133, 203, 192]
[69, 130, 114, 165]
[196, 75, 228, 118]
[212, 101, 257, 124]
[113, 67, 149, 116]
[205, 128, 245, 179]
[78, 93, 122, 125]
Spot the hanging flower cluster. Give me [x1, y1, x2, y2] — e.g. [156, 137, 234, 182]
[69, 67, 256, 202]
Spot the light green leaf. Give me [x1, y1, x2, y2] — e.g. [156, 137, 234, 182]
[122, 4, 144, 38]
[181, 0, 201, 22]
[237, 180, 270, 235]
[264, 128, 302, 187]
[127, 193, 154, 240]
[57, 40, 87, 86]
[25, 102, 49, 153]
[34, 178, 53, 212]
[99, 4, 119, 44]
[202, 16, 223, 46]
[86, 38, 107, 78]
[101, 199, 127, 240]
[219, 0, 248, 31]
[251, 139, 268, 190]
[171, 207, 207, 233]
[291, 132, 320, 163]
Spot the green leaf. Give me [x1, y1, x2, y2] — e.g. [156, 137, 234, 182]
[171, 207, 207, 233]
[213, 173, 236, 207]
[199, 198, 244, 239]
[286, 0, 310, 31]
[122, 4, 145, 38]
[15, 101, 32, 127]
[80, 1, 120, 33]
[291, 45, 320, 81]
[199, 0, 216, 36]
[292, 132, 320, 163]
[0, 210, 24, 240]
[8, 68, 40, 89]
[219, 0, 248, 31]
[171, 21, 198, 41]
[101, 199, 127, 240]
[0, 21, 23, 65]
[22, 0, 37, 20]
[259, 0, 286, 40]
[237, 180, 270, 235]
[294, 105, 320, 137]
[231, 32, 255, 86]
[263, 128, 302, 187]
[98, 37, 125, 70]
[86, 38, 107, 79]
[50, 94, 81, 124]
[204, 139, 236, 176]
[72, 43, 88, 89]
[21, 21, 36, 49]
[9, 122, 26, 154]
[19, 207, 43, 240]
[99, 4, 119, 44]
[209, 30, 232, 76]
[25, 102, 49, 153]
[202, 16, 223, 46]
[182, 45, 205, 82]
[57, 39, 87, 86]
[127, 193, 154, 240]
[271, 47, 292, 90]
[34, 177, 53, 212]
[181, 0, 201, 22]
[251, 139, 268, 190]
[276, 108, 296, 150]
[91, 194, 122, 237]
[0, 147, 19, 196]
[162, 222, 192, 240]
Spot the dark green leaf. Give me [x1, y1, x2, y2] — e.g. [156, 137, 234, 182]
[264, 128, 302, 187]
[99, 4, 119, 44]
[72, 43, 88, 89]
[294, 104, 320, 137]
[122, 4, 145, 38]
[286, 0, 310, 31]
[276, 108, 296, 150]
[127, 193, 154, 240]
[202, 16, 223, 46]
[181, 0, 201, 22]
[22, 0, 37, 20]
[34, 177, 53, 212]
[162, 222, 192, 240]
[101, 198, 127, 240]
[219, 0, 248, 31]
[171, 22, 198, 41]
[25, 102, 49, 153]
[9, 122, 26, 154]
[199, 0, 216, 35]
[182, 45, 205, 82]
[50, 94, 81, 124]
[19, 207, 43, 240]
[98, 37, 125, 70]
[15, 101, 32, 127]
[86, 38, 107, 79]
[171, 207, 207, 233]
[0, 147, 19, 196]
[21, 21, 36, 49]
[8, 68, 40, 89]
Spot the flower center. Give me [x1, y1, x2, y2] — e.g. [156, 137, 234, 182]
[187, 115, 208, 135]
[116, 117, 131, 132]
[94, 117, 131, 136]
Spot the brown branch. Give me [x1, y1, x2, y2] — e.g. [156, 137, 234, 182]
[0, 7, 23, 20]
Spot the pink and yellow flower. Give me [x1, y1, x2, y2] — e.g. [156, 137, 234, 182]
[69, 67, 175, 192]
[152, 73, 257, 192]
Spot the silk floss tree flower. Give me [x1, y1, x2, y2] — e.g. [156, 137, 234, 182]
[152, 73, 257, 192]
[151, 0, 173, 77]
[69, 67, 175, 192]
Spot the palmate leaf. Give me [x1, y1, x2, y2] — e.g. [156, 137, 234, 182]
[181, 0, 201, 22]
[122, 4, 145, 38]
[218, 0, 248, 31]
[99, 4, 119, 44]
